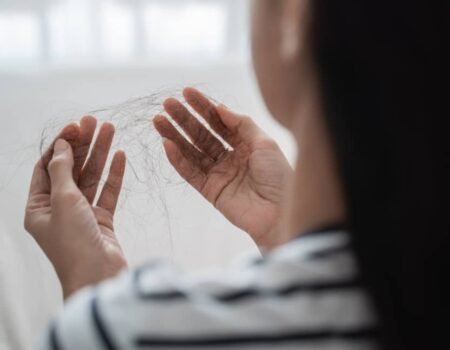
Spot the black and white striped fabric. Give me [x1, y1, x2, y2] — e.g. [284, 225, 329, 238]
[40, 228, 378, 350]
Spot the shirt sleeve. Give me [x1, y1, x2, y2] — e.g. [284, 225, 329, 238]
[40, 231, 378, 350]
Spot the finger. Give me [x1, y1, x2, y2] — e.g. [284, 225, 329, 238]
[96, 151, 126, 215]
[163, 98, 226, 161]
[153, 115, 213, 173]
[47, 139, 77, 193]
[73, 116, 97, 183]
[163, 139, 207, 193]
[41, 123, 80, 170]
[78, 122, 115, 203]
[183, 87, 234, 144]
[31, 123, 80, 196]
[216, 104, 265, 147]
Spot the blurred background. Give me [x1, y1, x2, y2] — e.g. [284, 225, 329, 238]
[0, 1, 295, 349]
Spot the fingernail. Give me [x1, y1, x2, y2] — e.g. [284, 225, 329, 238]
[218, 103, 229, 110]
[54, 139, 68, 155]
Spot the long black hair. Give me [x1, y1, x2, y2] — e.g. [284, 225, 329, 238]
[311, 1, 448, 349]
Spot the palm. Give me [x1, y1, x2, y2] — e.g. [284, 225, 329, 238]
[28, 193, 109, 234]
[27, 171, 123, 258]
[93, 206, 123, 252]
[154, 88, 292, 245]
[204, 141, 290, 241]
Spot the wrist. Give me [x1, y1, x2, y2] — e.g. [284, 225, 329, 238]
[62, 282, 79, 300]
[58, 259, 127, 300]
[254, 220, 287, 250]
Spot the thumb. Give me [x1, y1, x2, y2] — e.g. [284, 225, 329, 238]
[216, 104, 242, 129]
[217, 104, 265, 142]
[48, 139, 76, 191]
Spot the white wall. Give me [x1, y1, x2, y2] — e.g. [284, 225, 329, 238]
[0, 63, 296, 350]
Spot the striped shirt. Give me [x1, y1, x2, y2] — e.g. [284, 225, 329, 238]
[40, 228, 378, 350]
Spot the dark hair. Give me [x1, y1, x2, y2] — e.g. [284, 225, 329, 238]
[311, 1, 447, 349]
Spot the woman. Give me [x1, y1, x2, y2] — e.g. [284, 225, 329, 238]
[24, 0, 443, 349]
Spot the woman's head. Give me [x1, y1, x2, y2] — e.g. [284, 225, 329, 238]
[251, 1, 446, 349]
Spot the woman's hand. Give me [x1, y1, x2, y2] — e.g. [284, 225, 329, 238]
[24, 117, 127, 299]
[154, 88, 293, 248]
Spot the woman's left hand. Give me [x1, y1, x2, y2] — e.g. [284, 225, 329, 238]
[24, 117, 127, 299]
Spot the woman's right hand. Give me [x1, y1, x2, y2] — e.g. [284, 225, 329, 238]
[154, 88, 293, 248]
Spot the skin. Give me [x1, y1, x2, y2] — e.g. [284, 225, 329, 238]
[24, 0, 346, 298]
[250, 0, 347, 243]
[153, 88, 293, 248]
[24, 117, 127, 299]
